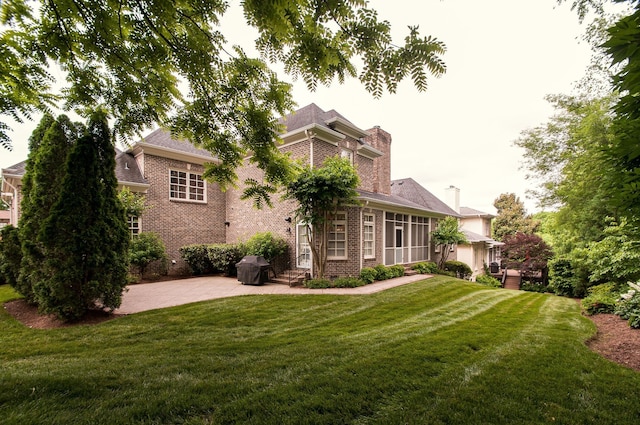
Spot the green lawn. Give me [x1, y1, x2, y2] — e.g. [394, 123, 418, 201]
[1, 277, 639, 425]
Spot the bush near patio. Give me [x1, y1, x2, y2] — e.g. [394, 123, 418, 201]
[243, 232, 289, 273]
[128, 232, 168, 279]
[180, 232, 288, 277]
[304, 276, 366, 288]
[180, 243, 244, 276]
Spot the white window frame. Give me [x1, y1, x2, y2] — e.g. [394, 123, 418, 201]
[328, 212, 348, 260]
[128, 215, 141, 238]
[363, 213, 375, 259]
[170, 169, 206, 203]
[340, 148, 354, 164]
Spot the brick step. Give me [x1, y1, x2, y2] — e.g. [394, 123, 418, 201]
[271, 269, 310, 286]
[403, 268, 418, 276]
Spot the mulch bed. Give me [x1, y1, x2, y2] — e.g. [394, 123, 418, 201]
[586, 313, 640, 371]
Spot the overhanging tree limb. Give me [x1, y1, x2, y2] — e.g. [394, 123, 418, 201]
[1, 1, 445, 205]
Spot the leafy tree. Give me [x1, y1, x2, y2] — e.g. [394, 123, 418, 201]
[17, 114, 78, 302]
[603, 3, 640, 217]
[284, 156, 360, 279]
[37, 112, 129, 321]
[431, 216, 467, 270]
[1, 0, 446, 206]
[502, 233, 553, 277]
[118, 187, 147, 219]
[492, 193, 538, 242]
[129, 232, 168, 279]
[585, 217, 640, 285]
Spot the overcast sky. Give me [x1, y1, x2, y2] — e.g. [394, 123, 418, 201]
[1, 0, 612, 214]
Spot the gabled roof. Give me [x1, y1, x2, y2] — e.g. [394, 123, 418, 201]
[129, 128, 215, 164]
[1, 160, 27, 178]
[115, 151, 148, 190]
[279, 103, 374, 148]
[280, 103, 363, 135]
[391, 178, 460, 217]
[357, 189, 435, 214]
[140, 128, 214, 158]
[1, 153, 148, 191]
[460, 206, 495, 219]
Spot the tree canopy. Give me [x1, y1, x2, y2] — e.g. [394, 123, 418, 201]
[284, 155, 360, 279]
[1, 0, 446, 205]
[492, 193, 538, 242]
[502, 233, 553, 274]
[431, 216, 467, 269]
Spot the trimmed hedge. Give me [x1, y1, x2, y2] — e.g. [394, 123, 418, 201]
[444, 260, 472, 279]
[180, 243, 244, 276]
[359, 267, 377, 284]
[180, 244, 214, 275]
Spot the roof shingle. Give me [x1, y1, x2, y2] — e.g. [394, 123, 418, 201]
[391, 178, 459, 217]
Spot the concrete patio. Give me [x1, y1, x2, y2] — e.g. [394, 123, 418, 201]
[116, 274, 431, 314]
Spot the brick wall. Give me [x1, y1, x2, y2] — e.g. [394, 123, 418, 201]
[140, 155, 226, 274]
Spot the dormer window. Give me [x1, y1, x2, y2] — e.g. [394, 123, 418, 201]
[340, 148, 353, 164]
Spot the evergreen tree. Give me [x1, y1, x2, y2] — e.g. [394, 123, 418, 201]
[38, 112, 129, 320]
[16, 114, 75, 302]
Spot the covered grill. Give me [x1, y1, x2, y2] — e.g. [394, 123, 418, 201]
[236, 255, 270, 285]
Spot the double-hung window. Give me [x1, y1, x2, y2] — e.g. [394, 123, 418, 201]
[328, 212, 347, 259]
[128, 216, 140, 238]
[170, 170, 205, 202]
[363, 213, 375, 259]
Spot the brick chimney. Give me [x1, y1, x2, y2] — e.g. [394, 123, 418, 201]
[365, 126, 391, 195]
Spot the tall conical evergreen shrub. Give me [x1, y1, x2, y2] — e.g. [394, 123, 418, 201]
[16, 114, 76, 302]
[38, 112, 130, 320]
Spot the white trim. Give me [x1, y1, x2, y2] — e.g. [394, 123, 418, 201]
[324, 116, 370, 139]
[131, 143, 217, 165]
[280, 123, 345, 147]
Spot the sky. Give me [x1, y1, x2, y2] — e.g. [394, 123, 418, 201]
[1, 0, 608, 215]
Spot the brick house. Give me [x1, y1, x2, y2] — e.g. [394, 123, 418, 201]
[1, 104, 460, 277]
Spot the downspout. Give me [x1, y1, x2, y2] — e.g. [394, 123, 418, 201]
[360, 208, 363, 271]
[305, 129, 314, 166]
[305, 128, 314, 277]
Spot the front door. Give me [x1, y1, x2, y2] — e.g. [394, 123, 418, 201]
[296, 223, 311, 269]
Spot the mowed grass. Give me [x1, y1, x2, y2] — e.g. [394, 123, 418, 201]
[1, 277, 640, 425]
